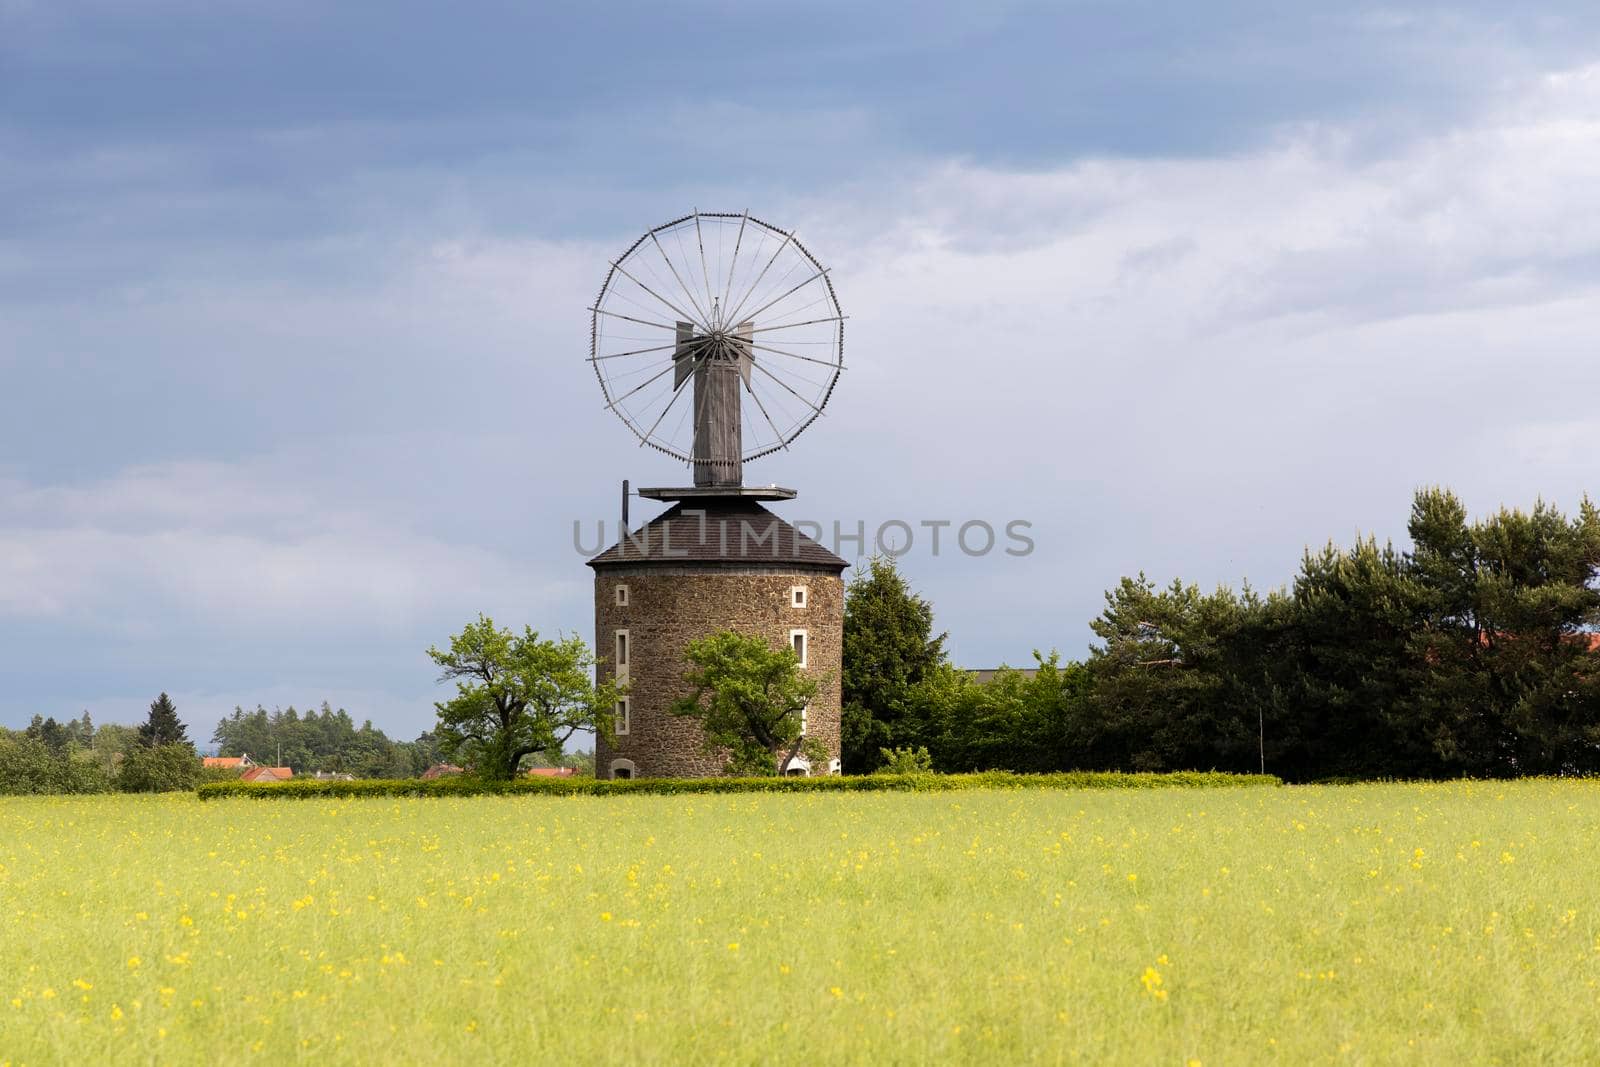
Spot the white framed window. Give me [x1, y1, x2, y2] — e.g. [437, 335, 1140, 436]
[799, 704, 808, 737]
[790, 629, 807, 668]
[828, 758, 841, 775]
[615, 697, 630, 736]
[615, 584, 629, 607]
[791, 585, 808, 609]
[609, 758, 636, 780]
[783, 756, 811, 777]
[614, 629, 629, 673]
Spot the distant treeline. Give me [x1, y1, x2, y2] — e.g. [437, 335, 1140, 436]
[1, 694, 212, 794]
[845, 488, 1600, 781]
[210, 704, 443, 778]
[0, 698, 448, 795]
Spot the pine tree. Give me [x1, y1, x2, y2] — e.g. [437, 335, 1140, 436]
[840, 557, 948, 773]
[139, 693, 190, 748]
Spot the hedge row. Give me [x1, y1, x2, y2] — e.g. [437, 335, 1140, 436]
[197, 769, 1280, 800]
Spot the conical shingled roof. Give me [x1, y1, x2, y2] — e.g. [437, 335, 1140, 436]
[587, 497, 848, 572]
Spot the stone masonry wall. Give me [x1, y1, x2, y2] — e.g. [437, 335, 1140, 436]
[593, 568, 844, 778]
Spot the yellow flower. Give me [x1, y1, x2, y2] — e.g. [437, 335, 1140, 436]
[72, 979, 92, 991]
[110, 1004, 124, 1021]
[126, 957, 141, 969]
[1141, 967, 1168, 1001]
[727, 942, 739, 952]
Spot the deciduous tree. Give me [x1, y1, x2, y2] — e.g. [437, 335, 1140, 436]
[672, 631, 822, 776]
[428, 615, 621, 780]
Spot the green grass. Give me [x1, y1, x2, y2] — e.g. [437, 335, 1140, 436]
[3, 781, 1599, 1063]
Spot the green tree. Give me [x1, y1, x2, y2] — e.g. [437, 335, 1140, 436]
[1086, 575, 1285, 773]
[1402, 488, 1600, 775]
[25, 715, 70, 755]
[672, 631, 823, 776]
[90, 723, 139, 779]
[428, 615, 621, 780]
[0, 732, 112, 795]
[116, 743, 199, 792]
[841, 557, 947, 773]
[905, 655, 1094, 774]
[1285, 537, 1430, 779]
[138, 693, 189, 748]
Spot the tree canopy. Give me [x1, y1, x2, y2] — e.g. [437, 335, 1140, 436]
[841, 557, 947, 772]
[428, 615, 620, 780]
[672, 630, 822, 776]
[212, 703, 436, 777]
[139, 693, 189, 748]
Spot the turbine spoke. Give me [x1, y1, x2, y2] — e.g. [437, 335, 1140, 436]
[746, 340, 844, 370]
[724, 230, 794, 326]
[644, 235, 711, 328]
[741, 267, 827, 327]
[743, 314, 846, 335]
[611, 257, 708, 331]
[751, 358, 826, 417]
[722, 212, 749, 322]
[592, 307, 679, 332]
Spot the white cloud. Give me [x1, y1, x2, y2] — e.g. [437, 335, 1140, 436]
[0, 461, 573, 633]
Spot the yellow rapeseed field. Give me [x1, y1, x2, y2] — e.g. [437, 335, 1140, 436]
[3, 781, 1599, 1064]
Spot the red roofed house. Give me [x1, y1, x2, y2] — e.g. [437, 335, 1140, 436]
[240, 766, 293, 783]
[202, 754, 254, 770]
[421, 763, 463, 780]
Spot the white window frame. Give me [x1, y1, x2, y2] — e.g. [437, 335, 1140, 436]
[828, 758, 842, 776]
[615, 584, 629, 607]
[614, 629, 630, 675]
[790, 629, 808, 668]
[782, 755, 811, 777]
[615, 696, 630, 736]
[791, 585, 808, 609]
[799, 704, 808, 737]
[609, 758, 636, 780]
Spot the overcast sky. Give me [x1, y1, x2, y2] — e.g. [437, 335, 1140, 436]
[4, 1, 1600, 742]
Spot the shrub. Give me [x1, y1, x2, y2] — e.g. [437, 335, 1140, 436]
[0, 736, 112, 795]
[198, 769, 1280, 800]
[875, 746, 935, 775]
[118, 744, 200, 793]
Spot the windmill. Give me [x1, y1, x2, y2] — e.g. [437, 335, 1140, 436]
[585, 212, 850, 780]
[589, 211, 844, 492]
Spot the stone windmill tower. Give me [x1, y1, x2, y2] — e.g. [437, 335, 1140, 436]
[586, 212, 848, 779]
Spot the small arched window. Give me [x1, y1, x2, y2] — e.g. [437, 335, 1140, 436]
[609, 759, 636, 780]
[783, 756, 811, 777]
[828, 758, 842, 776]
